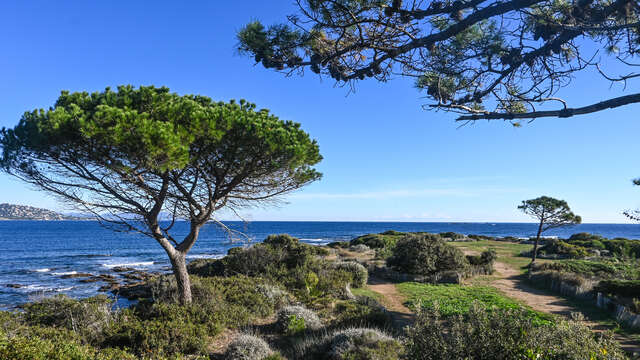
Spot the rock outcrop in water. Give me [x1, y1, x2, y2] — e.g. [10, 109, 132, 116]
[0, 203, 75, 220]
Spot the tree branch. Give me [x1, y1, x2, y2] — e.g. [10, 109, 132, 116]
[456, 92, 640, 121]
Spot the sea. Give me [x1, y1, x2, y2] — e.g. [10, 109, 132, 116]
[0, 220, 638, 308]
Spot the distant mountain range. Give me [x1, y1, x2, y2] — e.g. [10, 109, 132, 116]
[0, 203, 80, 220]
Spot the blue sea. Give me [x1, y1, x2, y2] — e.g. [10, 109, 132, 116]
[0, 220, 638, 308]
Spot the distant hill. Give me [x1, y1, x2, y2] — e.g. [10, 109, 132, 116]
[0, 203, 77, 220]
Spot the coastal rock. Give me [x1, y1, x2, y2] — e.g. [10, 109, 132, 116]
[111, 266, 134, 273]
[98, 283, 120, 292]
[114, 283, 152, 300]
[61, 272, 93, 279]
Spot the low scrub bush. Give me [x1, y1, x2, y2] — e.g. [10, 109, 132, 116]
[349, 244, 370, 253]
[255, 284, 292, 309]
[295, 327, 402, 360]
[602, 238, 640, 259]
[21, 295, 114, 344]
[405, 302, 626, 360]
[102, 275, 277, 357]
[225, 333, 276, 360]
[567, 233, 640, 259]
[0, 332, 137, 360]
[104, 313, 209, 357]
[387, 234, 468, 276]
[331, 261, 368, 288]
[534, 240, 590, 259]
[187, 234, 349, 297]
[439, 232, 465, 240]
[531, 260, 640, 280]
[466, 249, 497, 275]
[350, 234, 389, 249]
[327, 241, 350, 249]
[149, 275, 274, 323]
[350, 231, 407, 251]
[528, 270, 591, 289]
[327, 327, 402, 360]
[569, 232, 606, 241]
[467, 234, 496, 241]
[276, 306, 322, 334]
[331, 298, 392, 329]
[595, 279, 640, 299]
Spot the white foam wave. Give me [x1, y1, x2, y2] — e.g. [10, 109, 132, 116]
[186, 254, 224, 260]
[300, 238, 327, 243]
[51, 271, 77, 276]
[33, 268, 51, 273]
[102, 261, 154, 269]
[20, 285, 53, 292]
[56, 287, 74, 292]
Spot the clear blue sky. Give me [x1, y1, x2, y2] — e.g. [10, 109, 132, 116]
[0, 1, 638, 223]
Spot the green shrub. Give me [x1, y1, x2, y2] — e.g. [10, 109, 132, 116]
[102, 307, 210, 357]
[567, 233, 640, 258]
[531, 260, 640, 280]
[602, 238, 640, 258]
[539, 240, 590, 259]
[405, 302, 626, 360]
[331, 298, 392, 329]
[387, 234, 468, 276]
[466, 249, 497, 265]
[439, 232, 465, 240]
[595, 279, 640, 299]
[255, 283, 292, 309]
[285, 315, 307, 336]
[569, 232, 605, 241]
[327, 241, 350, 249]
[0, 331, 137, 360]
[295, 327, 402, 360]
[466, 249, 497, 275]
[21, 295, 114, 344]
[187, 257, 225, 277]
[350, 231, 406, 250]
[276, 306, 322, 334]
[225, 334, 275, 360]
[350, 234, 387, 249]
[332, 261, 368, 288]
[327, 328, 402, 360]
[349, 244, 370, 253]
[467, 234, 495, 241]
[149, 275, 274, 321]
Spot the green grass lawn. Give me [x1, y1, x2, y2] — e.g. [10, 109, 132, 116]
[396, 282, 553, 324]
[449, 240, 547, 272]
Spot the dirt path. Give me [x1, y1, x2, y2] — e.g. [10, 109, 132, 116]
[492, 262, 581, 316]
[492, 262, 640, 356]
[367, 276, 415, 330]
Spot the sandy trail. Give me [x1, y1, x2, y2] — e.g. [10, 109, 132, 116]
[367, 276, 415, 330]
[492, 261, 640, 355]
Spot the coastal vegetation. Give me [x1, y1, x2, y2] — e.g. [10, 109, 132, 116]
[0, 231, 634, 358]
[0, 86, 322, 304]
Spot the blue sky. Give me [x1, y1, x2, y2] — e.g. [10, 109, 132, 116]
[0, 1, 638, 223]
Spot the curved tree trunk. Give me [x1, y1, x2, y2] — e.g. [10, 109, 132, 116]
[531, 219, 544, 264]
[168, 251, 192, 304]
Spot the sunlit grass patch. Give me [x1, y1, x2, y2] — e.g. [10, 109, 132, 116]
[396, 282, 553, 324]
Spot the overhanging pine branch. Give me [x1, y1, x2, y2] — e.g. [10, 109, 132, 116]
[456, 93, 640, 121]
